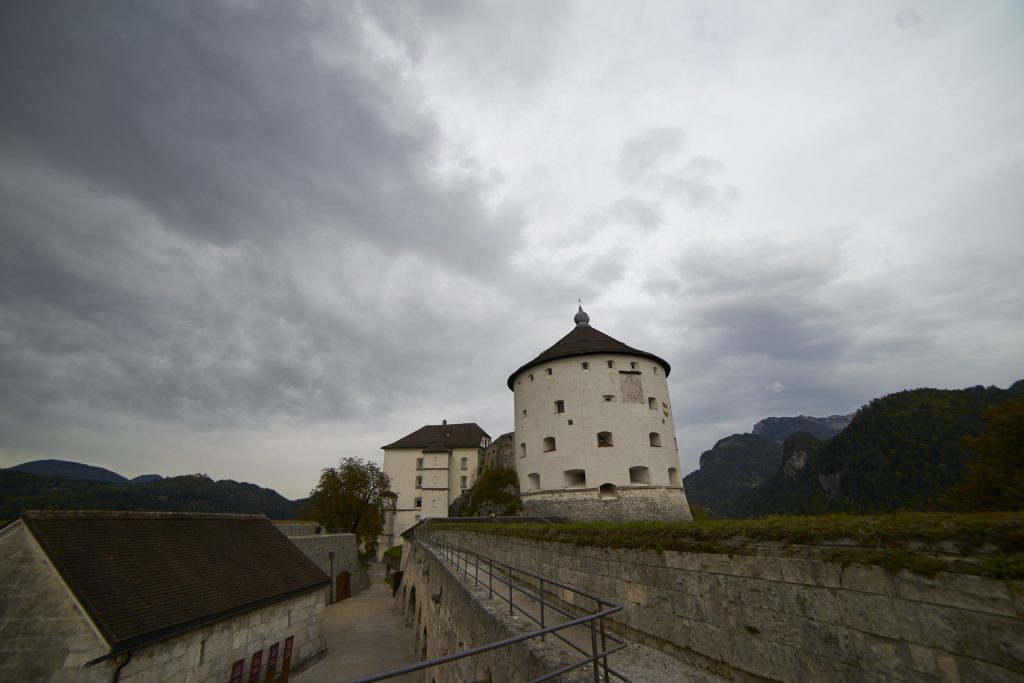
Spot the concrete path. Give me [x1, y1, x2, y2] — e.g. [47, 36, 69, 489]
[294, 563, 417, 683]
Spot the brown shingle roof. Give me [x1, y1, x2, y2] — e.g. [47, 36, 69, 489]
[381, 423, 490, 450]
[22, 511, 329, 656]
[507, 324, 671, 389]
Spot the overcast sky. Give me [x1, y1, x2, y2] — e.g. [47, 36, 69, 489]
[1, 1, 1022, 499]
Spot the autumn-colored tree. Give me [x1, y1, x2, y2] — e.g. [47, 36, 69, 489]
[944, 400, 1024, 511]
[306, 458, 396, 556]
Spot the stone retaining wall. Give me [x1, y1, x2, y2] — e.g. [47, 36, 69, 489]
[521, 486, 691, 522]
[419, 528, 1024, 682]
[289, 533, 369, 601]
[395, 540, 591, 682]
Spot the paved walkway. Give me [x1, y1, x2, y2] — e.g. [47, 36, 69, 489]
[294, 563, 417, 683]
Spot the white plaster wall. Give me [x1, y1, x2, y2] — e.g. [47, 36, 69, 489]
[513, 354, 683, 494]
[381, 445, 483, 556]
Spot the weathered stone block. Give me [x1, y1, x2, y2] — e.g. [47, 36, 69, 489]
[895, 571, 1016, 616]
[841, 563, 895, 596]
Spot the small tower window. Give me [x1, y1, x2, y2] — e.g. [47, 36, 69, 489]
[653, 367, 658, 375]
[554, 400, 565, 413]
[527, 473, 540, 492]
[520, 443, 526, 458]
[564, 469, 587, 488]
[598, 483, 619, 500]
[546, 367, 552, 375]
[415, 497, 422, 508]
[460, 457, 467, 470]
[648, 397, 657, 410]
[630, 362, 638, 370]
[414, 514, 420, 522]
[668, 467, 681, 486]
[522, 409, 527, 418]
[581, 362, 589, 370]
[607, 360, 615, 369]
[629, 466, 651, 485]
[415, 476, 422, 489]
[602, 395, 614, 402]
[529, 374, 534, 381]
[597, 431, 613, 447]
[543, 437, 556, 453]
[460, 476, 467, 489]
[649, 432, 662, 447]
[416, 458, 423, 470]
[567, 419, 573, 425]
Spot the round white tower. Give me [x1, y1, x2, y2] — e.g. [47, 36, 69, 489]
[507, 307, 692, 522]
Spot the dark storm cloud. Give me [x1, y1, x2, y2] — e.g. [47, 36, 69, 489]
[0, 1, 522, 438]
[0, 2, 518, 260]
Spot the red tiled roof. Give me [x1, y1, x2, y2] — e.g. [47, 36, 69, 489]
[22, 511, 329, 656]
[381, 423, 490, 450]
[507, 324, 671, 389]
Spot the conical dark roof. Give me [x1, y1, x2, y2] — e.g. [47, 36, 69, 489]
[507, 323, 671, 389]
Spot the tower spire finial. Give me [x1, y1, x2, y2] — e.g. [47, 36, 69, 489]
[574, 301, 590, 327]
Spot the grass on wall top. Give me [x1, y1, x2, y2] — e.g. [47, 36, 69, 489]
[428, 512, 1024, 578]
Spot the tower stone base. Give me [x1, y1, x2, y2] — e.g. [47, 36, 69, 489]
[520, 486, 692, 523]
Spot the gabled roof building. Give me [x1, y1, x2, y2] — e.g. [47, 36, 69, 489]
[1, 511, 330, 683]
[378, 421, 491, 556]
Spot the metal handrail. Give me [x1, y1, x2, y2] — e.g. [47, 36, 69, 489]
[348, 538, 629, 683]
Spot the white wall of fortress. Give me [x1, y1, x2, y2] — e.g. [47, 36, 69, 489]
[512, 352, 690, 520]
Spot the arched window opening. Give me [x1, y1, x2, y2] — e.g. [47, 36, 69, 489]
[564, 469, 587, 488]
[648, 397, 657, 410]
[629, 466, 651, 485]
[527, 473, 540, 492]
[581, 361, 589, 370]
[607, 360, 615, 369]
[520, 443, 526, 458]
[598, 483, 619, 500]
[649, 432, 662, 447]
[597, 431, 614, 447]
[630, 362, 638, 370]
[554, 400, 565, 413]
[415, 476, 422, 489]
[546, 367, 552, 375]
[668, 467, 681, 486]
[414, 497, 422, 508]
[543, 437, 556, 453]
[602, 395, 614, 402]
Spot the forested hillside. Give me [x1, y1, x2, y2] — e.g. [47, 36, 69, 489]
[0, 470, 303, 520]
[729, 381, 1024, 517]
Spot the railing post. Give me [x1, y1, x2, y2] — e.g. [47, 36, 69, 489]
[508, 564, 513, 616]
[599, 609, 609, 682]
[474, 552, 479, 586]
[488, 558, 493, 599]
[539, 578, 545, 643]
[590, 619, 600, 683]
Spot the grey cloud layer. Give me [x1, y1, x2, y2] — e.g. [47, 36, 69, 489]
[0, 1, 521, 440]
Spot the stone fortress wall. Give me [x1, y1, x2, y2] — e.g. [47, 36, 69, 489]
[413, 527, 1024, 682]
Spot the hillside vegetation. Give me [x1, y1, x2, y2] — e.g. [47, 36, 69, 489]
[727, 382, 1024, 517]
[0, 470, 302, 520]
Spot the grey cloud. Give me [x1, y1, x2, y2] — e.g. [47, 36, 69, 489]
[0, 2, 520, 267]
[617, 127, 687, 184]
[607, 197, 663, 232]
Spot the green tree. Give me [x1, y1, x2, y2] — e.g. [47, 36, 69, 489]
[306, 458, 397, 556]
[944, 400, 1024, 511]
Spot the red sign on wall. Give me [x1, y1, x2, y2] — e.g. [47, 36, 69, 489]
[247, 650, 263, 683]
[229, 659, 244, 683]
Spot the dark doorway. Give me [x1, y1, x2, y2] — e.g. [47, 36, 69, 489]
[336, 571, 351, 601]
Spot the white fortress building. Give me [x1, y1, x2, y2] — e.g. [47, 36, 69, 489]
[507, 307, 692, 522]
[378, 421, 491, 554]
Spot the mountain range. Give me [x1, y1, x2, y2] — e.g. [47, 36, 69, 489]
[683, 414, 852, 516]
[0, 460, 305, 521]
[684, 381, 1023, 518]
